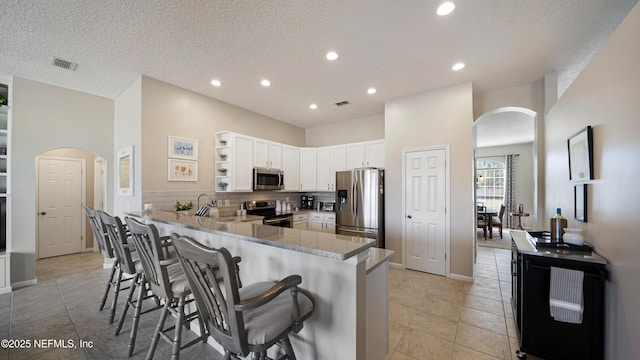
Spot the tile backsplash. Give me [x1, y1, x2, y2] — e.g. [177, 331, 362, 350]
[142, 190, 336, 216]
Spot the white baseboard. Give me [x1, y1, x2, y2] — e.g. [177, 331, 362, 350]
[449, 273, 474, 282]
[389, 262, 404, 269]
[11, 278, 38, 290]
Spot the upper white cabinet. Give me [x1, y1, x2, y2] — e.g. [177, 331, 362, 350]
[282, 145, 300, 191]
[1, 80, 11, 295]
[346, 140, 385, 169]
[299, 148, 317, 191]
[317, 145, 346, 191]
[253, 138, 283, 169]
[215, 132, 253, 192]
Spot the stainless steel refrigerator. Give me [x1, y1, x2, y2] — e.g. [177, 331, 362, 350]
[335, 168, 385, 248]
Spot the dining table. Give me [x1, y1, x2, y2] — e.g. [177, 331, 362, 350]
[478, 210, 498, 239]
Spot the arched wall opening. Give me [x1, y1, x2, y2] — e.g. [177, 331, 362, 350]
[473, 106, 538, 242]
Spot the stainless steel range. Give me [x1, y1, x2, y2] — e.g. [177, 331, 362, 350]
[245, 200, 293, 228]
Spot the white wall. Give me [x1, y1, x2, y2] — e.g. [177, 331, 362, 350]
[140, 76, 305, 192]
[476, 143, 535, 228]
[305, 114, 384, 147]
[10, 77, 114, 284]
[544, 3, 640, 358]
[385, 83, 474, 277]
[114, 77, 143, 216]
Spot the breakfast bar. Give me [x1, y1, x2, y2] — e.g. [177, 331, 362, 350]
[127, 210, 393, 360]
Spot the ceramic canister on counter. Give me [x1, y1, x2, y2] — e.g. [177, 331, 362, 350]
[550, 208, 568, 240]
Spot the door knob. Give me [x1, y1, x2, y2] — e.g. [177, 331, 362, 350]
[40, 212, 46, 215]
[407, 215, 412, 219]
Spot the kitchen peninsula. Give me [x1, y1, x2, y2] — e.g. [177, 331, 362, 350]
[128, 210, 394, 360]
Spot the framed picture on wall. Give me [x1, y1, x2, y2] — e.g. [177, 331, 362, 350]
[567, 125, 593, 182]
[168, 159, 198, 182]
[574, 184, 587, 222]
[168, 136, 198, 160]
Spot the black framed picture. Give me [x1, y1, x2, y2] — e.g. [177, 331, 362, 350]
[574, 184, 587, 222]
[568, 125, 594, 181]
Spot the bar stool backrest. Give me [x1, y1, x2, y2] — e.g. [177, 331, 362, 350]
[99, 211, 137, 275]
[85, 206, 114, 260]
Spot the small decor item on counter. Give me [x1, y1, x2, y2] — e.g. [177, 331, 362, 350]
[144, 203, 153, 214]
[550, 208, 567, 240]
[174, 200, 193, 212]
[563, 228, 585, 246]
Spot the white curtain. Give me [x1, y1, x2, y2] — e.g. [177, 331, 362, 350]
[505, 154, 517, 228]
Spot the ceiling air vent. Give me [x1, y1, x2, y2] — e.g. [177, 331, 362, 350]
[51, 57, 78, 71]
[335, 100, 350, 107]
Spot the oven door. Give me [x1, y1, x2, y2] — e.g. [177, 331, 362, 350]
[263, 216, 293, 228]
[253, 168, 284, 191]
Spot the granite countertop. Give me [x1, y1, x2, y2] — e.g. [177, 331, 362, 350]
[366, 248, 394, 274]
[510, 230, 607, 265]
[127, 210, 375, 261]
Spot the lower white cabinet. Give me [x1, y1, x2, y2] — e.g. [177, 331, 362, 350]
[293, 213, 308, 230]
[0, 253, 10, 294]
[308, 212, 335, 233]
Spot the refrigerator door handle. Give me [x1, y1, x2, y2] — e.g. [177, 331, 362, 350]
[337, 226, 374, 235]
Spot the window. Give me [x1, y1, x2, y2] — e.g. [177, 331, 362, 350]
[476, 158, 505, 212]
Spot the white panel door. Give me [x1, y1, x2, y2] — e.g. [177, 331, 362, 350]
[404, 149, 446, 275]
[38, 158, 83, 258]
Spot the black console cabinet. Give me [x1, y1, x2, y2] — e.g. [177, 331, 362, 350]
[511, 233, 607, 360]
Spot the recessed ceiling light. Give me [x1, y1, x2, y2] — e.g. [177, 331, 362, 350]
[326, 51, 339, 61]
[210, 79, 222, 87]
[309, 104, 318, 110]
[451, 62, 466, 71]
[261, 79, 271, 87]
[367, 87, 377, 95]
[437, 1, 456, 16]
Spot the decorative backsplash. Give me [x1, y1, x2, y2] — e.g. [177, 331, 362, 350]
[142, 190, 336, 217]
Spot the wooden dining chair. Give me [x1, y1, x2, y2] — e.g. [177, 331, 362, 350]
[490, 204, 506, 239]
[172, 234, 315, 360]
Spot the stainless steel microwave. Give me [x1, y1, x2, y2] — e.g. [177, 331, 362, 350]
[253, 168, 284, 191]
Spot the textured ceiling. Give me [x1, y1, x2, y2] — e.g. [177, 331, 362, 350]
[0, 1, 637, 129]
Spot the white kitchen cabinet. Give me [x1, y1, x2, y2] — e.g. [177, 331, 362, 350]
[282, 145, 300, 191]
[317, 145, 346, 191]
[299, 148, 317, 191]
[253, 138, 283, 169]
[366, 140, 385, 168]
[0, 80, 11, 295]
[346, 140, 384, 169]
[215, 132, 253, 192]
[293, 213, 308, 230]
[309, 212, 335, 233]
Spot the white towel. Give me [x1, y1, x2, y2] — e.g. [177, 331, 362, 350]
[549, 266, 584, 324]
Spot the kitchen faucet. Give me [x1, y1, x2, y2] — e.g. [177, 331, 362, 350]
[196, 193, 214, 215]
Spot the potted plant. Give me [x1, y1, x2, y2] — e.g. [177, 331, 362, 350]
[0, 97, 6, 107]
[174, 200, 193, 214]
[218, 168, 228, 174]
[218, 182, 228, 191]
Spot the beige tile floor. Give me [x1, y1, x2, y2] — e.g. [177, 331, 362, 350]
[386, 246, 523, 360]
[9, 246, 532, 360]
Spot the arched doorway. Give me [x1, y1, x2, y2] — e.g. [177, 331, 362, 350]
[473, 107, 537, 248]
[35, 147, 107, 259]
